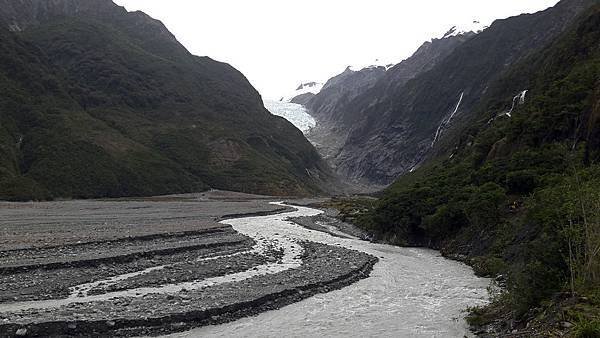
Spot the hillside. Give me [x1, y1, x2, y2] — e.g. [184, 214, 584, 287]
[350, 3, 600, 335]
[0, 0, 333, 201]
[302, 33, 471, 174]
[333, 0, 595, 186]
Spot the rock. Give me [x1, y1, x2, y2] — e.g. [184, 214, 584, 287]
[106, 320, 116, 327]
[171, 322, 187, 328]
[561, 322, 573, 328]
[321, 1, 593, 185]
[15, 328, 27, 336]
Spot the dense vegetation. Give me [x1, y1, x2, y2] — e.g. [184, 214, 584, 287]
[352, 5, 600, 335]
[0, 1, 332, 201]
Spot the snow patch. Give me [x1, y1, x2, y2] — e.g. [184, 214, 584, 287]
[295, 82, 323, 95]
[442, 20, 488, 39]
[348, 59, 395, 72]
[280, 82, 323, 102]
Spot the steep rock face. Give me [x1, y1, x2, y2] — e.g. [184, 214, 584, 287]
[362, 32, 476, 114]
[298, 66, 387, 166]
[307, 66, 387, 124]
[336, 0, 596, 185]
[290, 93, 315, 106]
[0, 0, 333, 200]
[303, 33, 470, 174]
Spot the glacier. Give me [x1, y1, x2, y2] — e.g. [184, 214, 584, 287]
[264, 100, 316, 133]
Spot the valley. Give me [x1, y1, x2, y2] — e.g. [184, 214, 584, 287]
[1, 0, 599, 336]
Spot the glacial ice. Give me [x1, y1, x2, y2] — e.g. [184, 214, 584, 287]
[264, 100, 317, 133]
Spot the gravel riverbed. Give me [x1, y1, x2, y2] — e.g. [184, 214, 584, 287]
[0, 192, 378, 337]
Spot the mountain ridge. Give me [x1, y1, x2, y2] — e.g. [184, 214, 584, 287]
[331, 0, 596, 186]
[297, 31, 474, 180]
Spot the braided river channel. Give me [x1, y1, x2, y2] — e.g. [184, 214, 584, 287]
[164, 203, 490, 337]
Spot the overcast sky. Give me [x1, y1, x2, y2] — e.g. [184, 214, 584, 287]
[114, 0, 559, 100]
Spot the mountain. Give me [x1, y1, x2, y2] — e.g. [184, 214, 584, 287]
[441, 20, 488, 38]
[283, 81, 323, 103]
[289, 93, 315, 106]
[307, 66, 388, 124]
[350, 2, 600, 334]
[332, 0, 595, 185]
[300, 32, 473, 173]
[0, 0, 333, 201]
[299, 65, 388, 166]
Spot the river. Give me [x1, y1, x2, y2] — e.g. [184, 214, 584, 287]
[0, 202, 489, 337]
[161, 202, 490, 337]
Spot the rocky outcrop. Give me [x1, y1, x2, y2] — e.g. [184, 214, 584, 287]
[290, 92, 315, 106]
[302, 33, 471, 180]
[307, 66, 388, 123]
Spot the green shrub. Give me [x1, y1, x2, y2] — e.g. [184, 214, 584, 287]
[465, 182, 506, 228]
[471, 256, 508, 277]
[0, 175, 51, 201]
[506, 170, 538, 194]
[573, 317, 600, 338]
